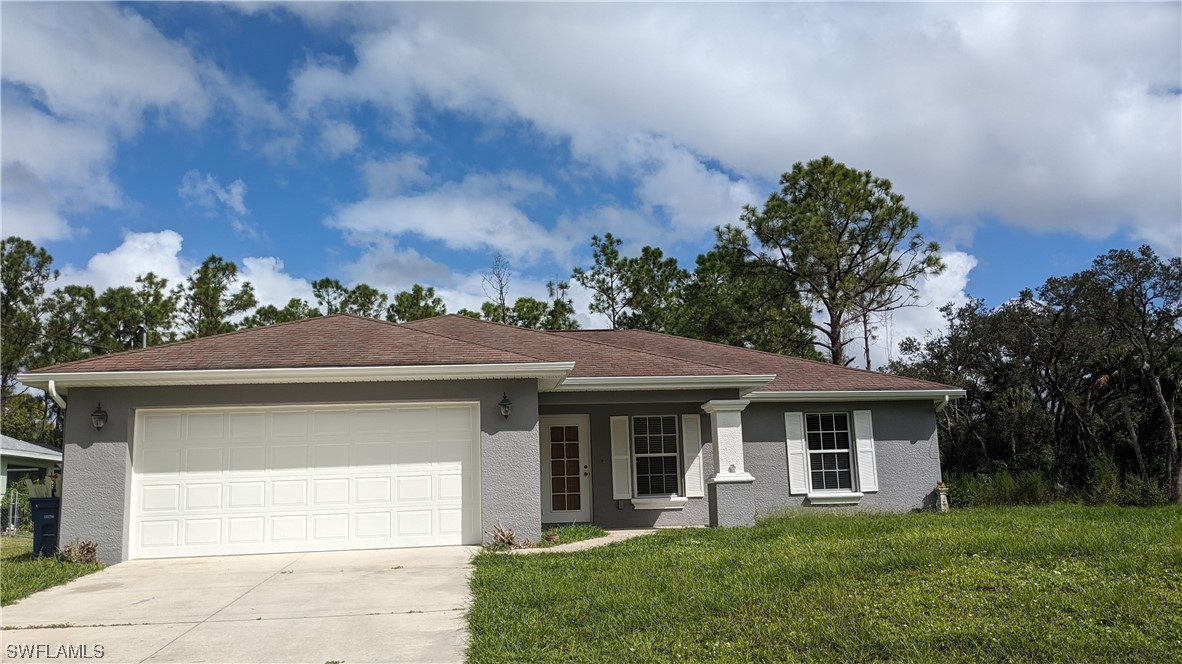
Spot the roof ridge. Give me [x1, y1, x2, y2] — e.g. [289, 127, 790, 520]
[410, 315, 744, 376]
[554, 328, 949, 389]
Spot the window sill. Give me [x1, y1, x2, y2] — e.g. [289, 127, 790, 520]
[631, 496, 689, 510]
[806, 491, 864, 506]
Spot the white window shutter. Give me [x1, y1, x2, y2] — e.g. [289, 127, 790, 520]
[852, 410, 879, 493]
[681, 414, 704, 498]
[784, 412, 808, 495]
[610, 416, 633, 499]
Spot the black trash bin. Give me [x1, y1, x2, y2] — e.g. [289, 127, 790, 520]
[29, 497, 61, 557]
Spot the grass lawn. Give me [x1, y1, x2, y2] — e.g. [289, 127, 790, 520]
[468, 505, 1182, 662]
[537, 524, 608, 548]
[1, 536, 104, 606]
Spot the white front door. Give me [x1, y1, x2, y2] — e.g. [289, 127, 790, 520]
[130, 402, 481, 559]
[540, 415, 591, 523]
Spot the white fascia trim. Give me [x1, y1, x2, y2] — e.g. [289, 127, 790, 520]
[0, 450, 63, 463]
[17, 362, 577, 394]
[747, 389, 966, 405]
[807, 491, 864, 505]
[551, 375, 775, 393]
[631, 496, 689, 510]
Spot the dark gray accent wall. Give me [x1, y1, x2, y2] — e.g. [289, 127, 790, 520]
[62, 379, 539, 564]
[539, 398, 716, 529]
[742, 400, 941, 514]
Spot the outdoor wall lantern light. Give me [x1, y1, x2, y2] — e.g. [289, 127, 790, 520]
[91, 403, 108, 431]
[498, 393, 513, 419]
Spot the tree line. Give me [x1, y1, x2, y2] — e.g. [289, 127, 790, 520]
[888, 246, 1181, 504]
[4, 155, 1176, 503]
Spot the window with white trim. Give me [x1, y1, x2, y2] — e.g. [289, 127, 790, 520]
[632, 415, 680, 496]
[805, 412, 853, 491]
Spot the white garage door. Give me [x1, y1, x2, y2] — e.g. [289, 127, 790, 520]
[130, 403, 480, 559]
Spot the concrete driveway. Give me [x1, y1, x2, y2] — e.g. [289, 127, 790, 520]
[1, 546, 478, 663]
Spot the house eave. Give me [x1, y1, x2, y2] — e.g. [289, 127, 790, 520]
[17, 362, 577, 394]
[549, 375, 775, 394]
[747, 389, 966, 405]
[0, 450, 63, 463]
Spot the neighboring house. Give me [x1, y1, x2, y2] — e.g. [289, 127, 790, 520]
[18, 314, 963, 564]
[1, 434, 63, 495]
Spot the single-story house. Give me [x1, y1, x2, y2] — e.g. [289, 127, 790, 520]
[18, 314, 963, 564]
[1, 434, 63, 495]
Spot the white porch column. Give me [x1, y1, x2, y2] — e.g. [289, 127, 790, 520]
[702, 399, 753, 483]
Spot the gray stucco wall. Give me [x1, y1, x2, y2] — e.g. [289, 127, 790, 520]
[743, 400, 942, 515]
[539, 395, 724, 529]
[62, 379, 539, 564]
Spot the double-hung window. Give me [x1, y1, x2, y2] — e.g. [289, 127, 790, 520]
[805, 412, 853, 491]
[632, 415, 680, 496]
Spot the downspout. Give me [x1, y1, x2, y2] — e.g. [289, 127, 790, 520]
[47, 380, 67, 410]
[934, 394, 949, 412]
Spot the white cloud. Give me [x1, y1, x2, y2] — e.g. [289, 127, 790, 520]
[178, 170, 255, 237]
[361, 154, 431, 197]
[328, 172, 563, 263]
[238, 257, 314, 307]
[0, 3, 284, 242]
[319, 120, 361, 158]
[58, 230, 190, 293]
[343, 237, 456, 292]
[289, 2, 1181, 254]
[868, 251, 978, 369]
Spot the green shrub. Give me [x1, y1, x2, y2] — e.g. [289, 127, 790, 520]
[1086, 455, 1123, 505]
[1117, 473, 1170, 507]
[946, 469, 1055, 507]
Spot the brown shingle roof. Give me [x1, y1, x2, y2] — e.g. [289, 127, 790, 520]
[26, 313, 955, 392]
[549, 328, 953, 392]
[402, 315, 741, 378]
[29, 314, 538, 373]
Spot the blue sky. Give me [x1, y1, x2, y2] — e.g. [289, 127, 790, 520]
[2, 2, 1179, 365]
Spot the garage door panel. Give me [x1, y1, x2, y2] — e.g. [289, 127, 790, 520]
[271, 445, 308, 471]
[228, 517, 265, 544]
[229, 413, 267, 439]
[186, 414, 225, 440]
[313, 478, 350, 505]
[143, 414, 182, 441]
[355, 512, 392, 538]
[228, 446, 266, 472]
[183, 519, 221, 546]
[142, 448, 181, 474]
[312, 410, 351, 436]
[271, 515, 307, 542]
[228, 482, 265, 508]
[139, 521, 179, 548]
[272, 411, 308, 437]
[184, 484, 222, 510]
[140, 485, 180, 511]
[353, 442, 394, 467]
[312, 513, 349, 540]
[185, 447, 222, 474]
[313, 444, 349, 469]
[395, 475, 433, 503]
[271, 480, 308, 507]
[355, 409, 397, 434]
[132, 403, 479, 559]
[355, 477, 392, 503]
[438, 474, 463, 501]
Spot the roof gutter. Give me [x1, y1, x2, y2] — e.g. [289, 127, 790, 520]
[18, 362, 577, 394]
[47, 380, 67, 410]
[746, 388, 967, 405]
[551, 375, 776, 394]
